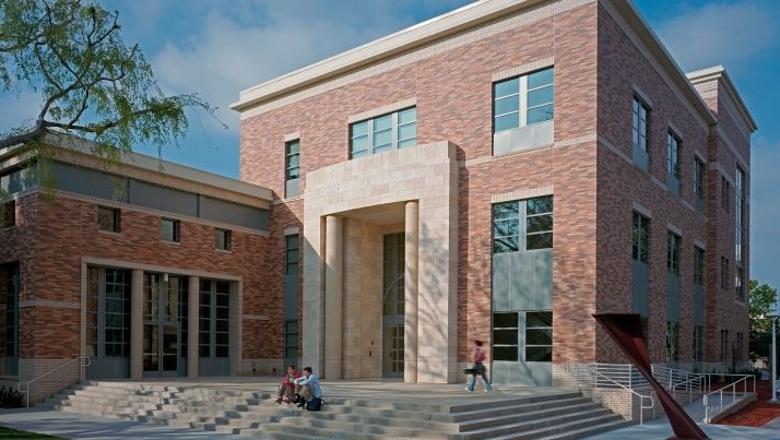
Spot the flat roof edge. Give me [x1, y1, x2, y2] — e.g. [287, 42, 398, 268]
[687, 66, 758, 132]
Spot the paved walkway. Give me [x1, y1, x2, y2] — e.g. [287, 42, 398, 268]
[0, 407, 253, 439]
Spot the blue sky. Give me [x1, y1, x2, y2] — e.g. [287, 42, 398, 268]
[0, 0, 778, 288]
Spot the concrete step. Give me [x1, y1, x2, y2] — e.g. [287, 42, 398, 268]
[456, 401, 602, 432]
[469, 413, 625, 440]
[278, 415, 431, 438]
[535, 418, 632, 440]
[450, 408, 616, 440]
[260, 422, 384, 440]
[434, 396, 595, 423]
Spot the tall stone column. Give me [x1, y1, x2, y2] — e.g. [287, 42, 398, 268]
[188, 276, 200, 378]
[130, 269, 144, 380]
[404, 201, 419, 383]
[324, 215, 343, 379]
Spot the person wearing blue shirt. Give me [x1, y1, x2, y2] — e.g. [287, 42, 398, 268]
[293, 366, 322, 408]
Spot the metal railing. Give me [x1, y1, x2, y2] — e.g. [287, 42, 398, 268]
[702, 373, 756, 423]
[17, 356, 91, 407]
[563, 363, 654, 424]
[652, 365, 707, 404]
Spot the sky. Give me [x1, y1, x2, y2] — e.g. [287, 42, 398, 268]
[0, 0, 778, 288]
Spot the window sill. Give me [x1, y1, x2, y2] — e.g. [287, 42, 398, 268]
[215, 248, 232, 254]
[98, 229, 122, 236]
[162, 240, 181, 246]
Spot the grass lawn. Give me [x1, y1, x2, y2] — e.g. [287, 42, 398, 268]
[0, 426, 63, 439]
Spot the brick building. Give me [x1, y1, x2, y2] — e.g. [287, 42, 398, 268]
[1, 0, 754, 391]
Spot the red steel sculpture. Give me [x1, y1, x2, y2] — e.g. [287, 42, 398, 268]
[593, 313, 709, 440]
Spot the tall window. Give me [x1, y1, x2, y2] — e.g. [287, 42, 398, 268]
[632, 97, 650, 170]
[284, 234, 300, 361]
[492, 312, 519, 361]
[721, 256, 730, 289]
[285, 139, 300, 198]
[666, 132, 681, 194]
[1, 200, 14, 228]
[720, 329, 729, 361]
[693, 325, 703, 363]
[666, 231, 681, 276]
[721, 176, 730, 212]
[493, 67, 554, 133]
[97, 206, 121, 232]
[104, 269, 131, 357]
[199, 279, 230, 359]
[4, 264, 19, 376]
[492, 195, 553, 253]
[693, 156, 705, 210]
[735, 167, 745, 301]
[694, 246, 705, 287]
[666, 321, 679, 362]
[525, 311, 553, 362]
[349, 107, 416, 158]
[632, 212, 650, 264]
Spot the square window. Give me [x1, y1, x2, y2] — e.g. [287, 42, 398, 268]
[1, 200, 15, 228]
[97, 206, 121, 232]
[161, 218, 180, 242]
[214, 228, 231, 251]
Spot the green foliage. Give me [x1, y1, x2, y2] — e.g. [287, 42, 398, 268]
[0, 385, 24, 408]
[0, 0, 218, 157]
[749, 279, 778, 358]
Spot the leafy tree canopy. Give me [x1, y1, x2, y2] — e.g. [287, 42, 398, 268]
[749, 280, 778, 358]
[0, 0, 215, 158]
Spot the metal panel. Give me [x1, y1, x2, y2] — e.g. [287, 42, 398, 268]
[52, 162, 128, 202]
[285, 178, 300, 198]
[632, 260, 650, 317]
[667, 175, 680, 195]
[633, 146, 650, 171]
[494, 250, 552, 312]
[87, 358, 130, 379]
[666, 273, 680, 322]
[493, 120, 554, 156]
[492, 253, 512, 311]
[128, 179, 198, 217]
[198, 358, 230, 376]
[199, 195, 268, 231]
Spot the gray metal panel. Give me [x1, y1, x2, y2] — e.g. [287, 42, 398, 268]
[87, 357, 130, 379]
[284, 271, 299, 316]
[632, 261, 650, 317]
[128, 179, 198, 217]
[52, 162, 129, 202]
[666, 273, 680, 322]
[492, 253, 512, 311]
[199, 358, 230, 376]
[667, 175, 680, 195]
[199, 195, 268, 231]
[493, 121, 553, 156]
[285, 178, 299, 198]
[633, 146, 649, 171]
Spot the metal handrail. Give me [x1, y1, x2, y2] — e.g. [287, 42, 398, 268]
[701, 373, 756, 423]
[17, 356, 91, 407]
[565, 363, 654, 425]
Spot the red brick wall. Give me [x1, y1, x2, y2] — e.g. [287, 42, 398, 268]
[0, 192, 278, 361]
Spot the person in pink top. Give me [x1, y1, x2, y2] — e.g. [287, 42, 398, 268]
[465, 340, 493, 392]
[275, 364, 302, 404]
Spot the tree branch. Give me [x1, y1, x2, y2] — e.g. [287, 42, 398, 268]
[0, 122, 46, 150]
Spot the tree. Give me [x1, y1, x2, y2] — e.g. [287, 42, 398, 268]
[749, 280, 778, 358]
[0, 0, 215, 158]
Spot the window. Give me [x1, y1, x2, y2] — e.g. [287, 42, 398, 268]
[632, 212, 650, 263]
[735, 167, 745, 262]
[693, 325, 704, 363]
[736, 332, 744, 360]
[97, 206, 120, 232]
[735, 266, 745, 301]
[199, 279, 230, 359]
[492, 312, 518, 361]
[666, 231, 681, 275]
[103, 269, 131, 357]
[720, 329, 729, 361]
[493, 67, 554, 134]
[492, 196, 553, 253]
[666, 321, 679, 362]
[694, 156, 705, 209]
[349, 107, 416, 158]
[214, 228, 231, 251]
[632, 97, 650, 169]
[285, 139, 300, 198]
[284, 234, 300, 360]
[160, 218, 180, 242]
[3, 263, 19, 376]
[694, 246, 705, 287]
[1, 200, 14, 228]
[721, 256, 730, 290]
[666, 132, 681, 194]
[526, 311, 553, 362]
[721, 176, 730, 212]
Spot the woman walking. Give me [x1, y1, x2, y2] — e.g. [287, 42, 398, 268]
[465, 340, 492, 392]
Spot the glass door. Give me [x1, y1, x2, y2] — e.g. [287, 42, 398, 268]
[382, 233, 405, 378]
[143, 274, 181, 377]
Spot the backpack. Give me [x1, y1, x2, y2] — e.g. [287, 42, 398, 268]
[306, 397, 323, 411]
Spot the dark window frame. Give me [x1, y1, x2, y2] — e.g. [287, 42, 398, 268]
[214, 228, 232, 251]
[1, 199, 15, 228]
[632, 211, 650, 264]
[666, 131, 681, 180]
[160, 217, 181, 243]
[97, 206, 121, 233]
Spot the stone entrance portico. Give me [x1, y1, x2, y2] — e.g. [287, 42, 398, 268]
[302, 141, 459, 383]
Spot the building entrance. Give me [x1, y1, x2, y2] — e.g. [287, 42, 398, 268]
[143, 274, 186, 377]
[382, 233, 405, 378]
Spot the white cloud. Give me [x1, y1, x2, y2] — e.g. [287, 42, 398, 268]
[655, 1, 778, 71]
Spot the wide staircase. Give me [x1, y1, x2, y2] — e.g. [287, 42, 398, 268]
[44, 381, 630, 439]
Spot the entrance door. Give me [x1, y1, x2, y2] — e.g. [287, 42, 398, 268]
[143, 274, 182, 377]
[382, 233, 405, 378]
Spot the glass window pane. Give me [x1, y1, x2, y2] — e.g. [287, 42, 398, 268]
[494, 312, 518, 328]
[526, 233, 552, 250]
[398, 123, 416, 141]
[528, 86, 553, 108]
[526, 328, 552, 345]
[374, 114, 392, 131]
[494, 78, 519, 98]
[493, 219, 519, 237]
[493, 202, 519, 219]
[398, 138, 416, 148]
[351, 121, 368, 137]
[286, 141, 299, 155]
[528, 68, 554, 89]
[351, 135, 368, 152]
[527, 311, 553, 327]
[493, 329, 518, 345]
[373, 129, 392, 148]
[398, 107, 416, 124]
[527, 104, 554, 124]
[493, 346, 518, 361]
[493, 236, 519, 253]
[494, 113, 519, 132]
[525, 346, 552, 362]
[526, 214, 552, 233]
[527, 197, 553, 215]
[494, 95, 519, 115]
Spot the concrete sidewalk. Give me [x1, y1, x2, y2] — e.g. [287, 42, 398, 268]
[0, 407, 253, 440]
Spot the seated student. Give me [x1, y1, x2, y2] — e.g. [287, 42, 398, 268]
[276, 364, 302, 404]
[293, 366, 322, 408]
